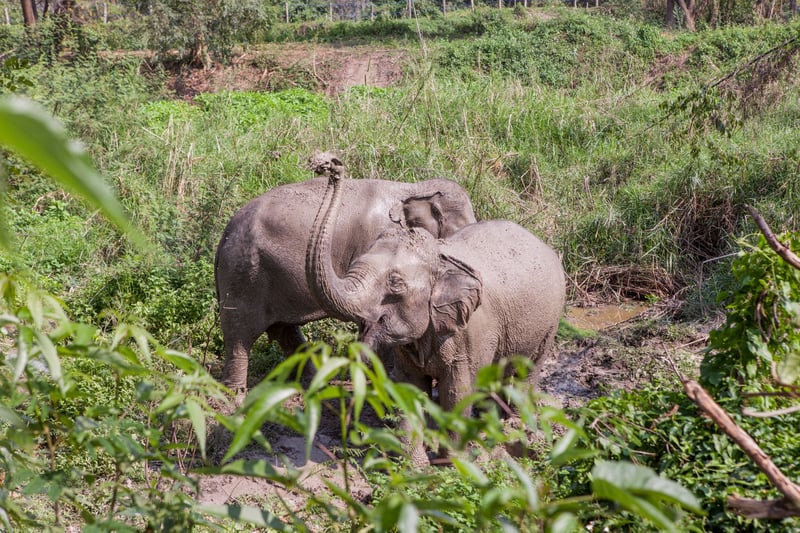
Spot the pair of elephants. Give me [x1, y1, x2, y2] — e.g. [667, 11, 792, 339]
[215, 154, 565, 466]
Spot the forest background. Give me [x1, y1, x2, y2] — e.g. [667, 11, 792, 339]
[1, 0, 800, 531]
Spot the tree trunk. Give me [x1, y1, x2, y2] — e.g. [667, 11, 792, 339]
[665, 0, 676, 27]
[675, 0, 697, 30]
[20, 0, 36, 26]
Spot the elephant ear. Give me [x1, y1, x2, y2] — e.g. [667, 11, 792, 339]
[430, 254, 482, 337]
[389, 192, 444, 236]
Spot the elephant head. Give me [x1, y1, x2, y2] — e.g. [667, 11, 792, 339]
[306, 174, 483, 352]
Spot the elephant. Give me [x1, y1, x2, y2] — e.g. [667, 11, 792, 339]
[306, 171, 565, 466]
[215, 165, 476, 391]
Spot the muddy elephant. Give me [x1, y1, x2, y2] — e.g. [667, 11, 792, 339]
[215, 169, 476, 390]
[306, 172, 565, 466]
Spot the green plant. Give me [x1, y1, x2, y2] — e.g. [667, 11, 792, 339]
[577, 383, 800, 532]
[0, 57, 34, 94]
[194, 88, 329, 127]
[202, 345, 702, 532]
[702, 233, 800, 390]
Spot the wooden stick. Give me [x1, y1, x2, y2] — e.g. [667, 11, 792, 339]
[745, 204, 800, 271]
[726, 496, 800, 519]
[683, 380, 800, 514]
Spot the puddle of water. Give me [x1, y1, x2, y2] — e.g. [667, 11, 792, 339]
[566, 303, 648, 331]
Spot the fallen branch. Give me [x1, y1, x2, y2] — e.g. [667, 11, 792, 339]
[682, 379, 800, 518]
[725, 496, 800, 520]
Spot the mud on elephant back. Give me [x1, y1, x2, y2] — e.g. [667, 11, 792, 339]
[306, 165, 566, 467]
[214, 152, 477, 391]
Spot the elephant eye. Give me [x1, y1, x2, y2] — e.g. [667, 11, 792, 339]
[388, 273, 407, 294]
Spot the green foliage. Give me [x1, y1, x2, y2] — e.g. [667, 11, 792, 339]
[201, 345, 700, 532]
[4, 11, 800, 532]
[17, 16, 101, 65]
[0, 57, 34, 94]
[139, 99, 202, 129]
[577, 386, 800, 532]
[0, 95, 149, 251]
[194, 88, 329, 126]
[436, 13, 664, 88]
[702, 233, 800, 388]
[0, 273, 227, 530]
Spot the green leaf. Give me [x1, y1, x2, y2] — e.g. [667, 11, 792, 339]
[0, 405, 24, 427]
[0, 95, 150, 251]
[194, 459, 296, 484]
[185, 398, 207, 460]
[591, 461, 703, 531]
[397, 502, 420, 533]
[507, 458, 538, 511]
[358, 428, 405, 454]
[195, 503, 292, 530]
[451, 457, 489, 487]
[351, 363, 367, 423]
[304, 397, 321, 461]
[25, 291, 44, 329]
[159, 348, 204, 374]
[547, 512, 579, 533]
[33, 329, 66, 393]
[12, 325, 31, 383]
[225, 383, 301, 462]
[550, 428, 596, 466]
[307, 357, 349, 394]
[777, 352, 800, 384]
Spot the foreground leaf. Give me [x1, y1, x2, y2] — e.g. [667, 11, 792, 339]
[0, 95, 149, 250]
[592, 461, 703, 531]
[195, 504, 292, 531]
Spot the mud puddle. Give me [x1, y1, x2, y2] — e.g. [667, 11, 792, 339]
[565, 302, 648, 331]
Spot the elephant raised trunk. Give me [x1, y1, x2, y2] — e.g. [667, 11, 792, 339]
[305, 163, 371, 323]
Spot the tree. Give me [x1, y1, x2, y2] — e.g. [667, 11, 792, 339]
[20, 0, 36, 25]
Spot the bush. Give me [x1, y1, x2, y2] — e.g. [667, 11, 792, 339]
[703, 232, 800, 390]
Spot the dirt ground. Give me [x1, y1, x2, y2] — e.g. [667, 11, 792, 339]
[167, 44, 406, 98]
[181, 49, 712, 524]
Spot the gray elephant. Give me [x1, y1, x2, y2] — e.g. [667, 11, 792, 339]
[215, 168, 476, 390]
[307, 172, 565, 466]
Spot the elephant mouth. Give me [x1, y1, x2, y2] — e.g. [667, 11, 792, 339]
[396, 342, 426, 369]
[359, 318, 409, 351]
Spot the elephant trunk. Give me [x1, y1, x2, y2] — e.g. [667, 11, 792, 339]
[306, 171, 368, 322]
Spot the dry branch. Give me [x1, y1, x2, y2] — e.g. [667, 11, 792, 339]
[682, 379, 800, 519]
[725, 496, 800, 519]
[745, 204, 800, 271]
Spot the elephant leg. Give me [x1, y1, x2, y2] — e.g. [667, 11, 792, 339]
[267, 323, 315, 384]
[393, 353, 433, 468]
[267, 323, 307, 356]
[220, 308, 268, 392]
[437, 363, 473, 457]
